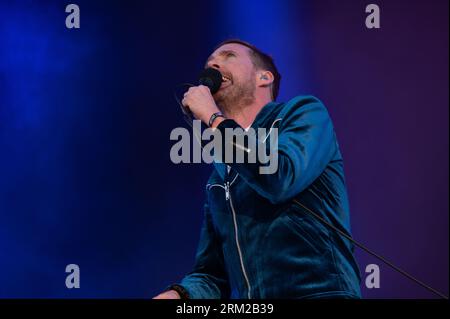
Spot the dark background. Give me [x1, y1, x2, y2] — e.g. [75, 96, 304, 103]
[0, 0, 448, 298]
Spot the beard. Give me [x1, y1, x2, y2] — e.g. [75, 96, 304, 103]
[213, 74, 256, 113]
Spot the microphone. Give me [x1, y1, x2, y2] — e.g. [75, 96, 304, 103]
[198, 68, 223, 94]
[174, 68, 223, 127]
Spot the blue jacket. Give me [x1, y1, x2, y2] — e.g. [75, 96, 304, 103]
[177, 95, 361, 299]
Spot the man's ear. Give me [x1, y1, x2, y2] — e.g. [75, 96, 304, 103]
[256, 71, 274, 88]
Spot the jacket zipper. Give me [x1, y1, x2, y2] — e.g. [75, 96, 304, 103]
[225, 181, 252, 299]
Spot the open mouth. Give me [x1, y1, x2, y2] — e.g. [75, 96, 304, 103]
[220, 74, 232, 90]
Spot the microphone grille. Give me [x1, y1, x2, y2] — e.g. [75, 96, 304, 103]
[198, 68, 222, 94]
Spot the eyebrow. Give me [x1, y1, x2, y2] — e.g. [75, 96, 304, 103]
[205, 50, 237, 66]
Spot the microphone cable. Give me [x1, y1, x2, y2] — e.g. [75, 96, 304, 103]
[292, 199, 448, 299]
[173, 83, 196, 128]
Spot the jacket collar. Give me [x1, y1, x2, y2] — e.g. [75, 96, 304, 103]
[213, 100, 281, 180]
[250, 100, 279, 129]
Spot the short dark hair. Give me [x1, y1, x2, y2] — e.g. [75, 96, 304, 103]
[214, 39, 281, 100]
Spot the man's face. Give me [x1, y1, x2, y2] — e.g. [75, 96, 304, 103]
[205, 43, 256, 109]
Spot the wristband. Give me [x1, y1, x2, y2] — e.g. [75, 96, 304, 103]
[166, 284, 190, 299]
[208, 111, 225, 127]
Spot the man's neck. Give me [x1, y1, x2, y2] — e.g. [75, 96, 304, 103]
[222, 96, 272, 128]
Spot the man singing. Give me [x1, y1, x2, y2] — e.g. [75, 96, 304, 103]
[154, 39, 361, 299]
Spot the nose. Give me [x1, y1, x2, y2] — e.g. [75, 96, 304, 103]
[206, 59, 221, 70]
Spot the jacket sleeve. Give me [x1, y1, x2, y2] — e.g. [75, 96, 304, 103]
[176, 202, 230, 299]
[216, 97, 337, 204]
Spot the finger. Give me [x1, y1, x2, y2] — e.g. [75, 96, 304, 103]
[198, 85, 211, 95]
[181, 97, 190, 108]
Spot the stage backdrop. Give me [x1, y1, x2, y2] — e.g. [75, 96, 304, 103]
[0, 0, 448, 298]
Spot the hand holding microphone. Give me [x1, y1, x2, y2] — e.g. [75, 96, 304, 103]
[181, 68, 225, 127]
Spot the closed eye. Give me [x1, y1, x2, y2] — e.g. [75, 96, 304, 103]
[219, 50, 237, 60]
[205, 50, 237, 68]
